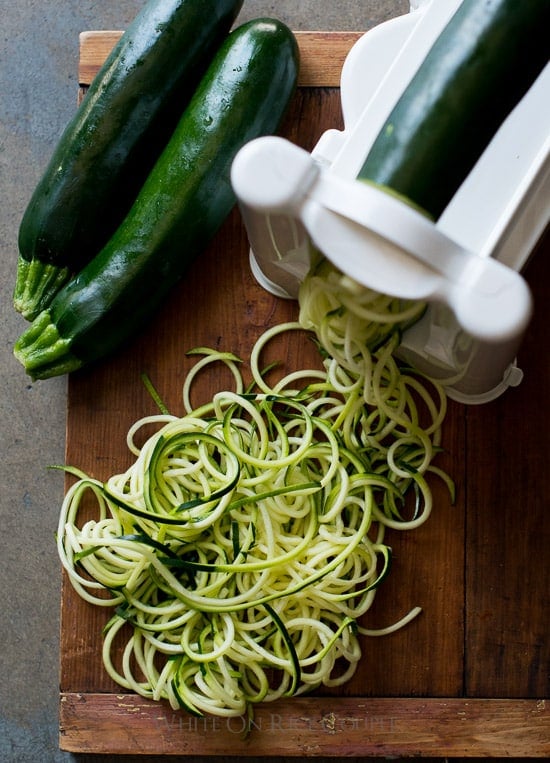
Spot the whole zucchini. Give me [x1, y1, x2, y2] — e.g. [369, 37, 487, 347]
[14, 18, 300, 380]
[358, 0, 550, 219]
[14, 0, 244, 320]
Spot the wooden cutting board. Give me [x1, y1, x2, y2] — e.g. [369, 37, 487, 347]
[59, 31, 550, 757]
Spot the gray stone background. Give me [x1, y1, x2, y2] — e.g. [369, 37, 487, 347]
[0, 2, 425, 761]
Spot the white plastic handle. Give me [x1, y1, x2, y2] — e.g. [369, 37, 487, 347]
[231, 136, 533, 342]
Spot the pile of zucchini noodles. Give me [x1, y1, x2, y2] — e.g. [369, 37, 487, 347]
[57, 258, 453, 717]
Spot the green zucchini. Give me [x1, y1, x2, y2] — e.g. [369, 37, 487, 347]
[358, 0, 550, 219]
[14, 0, 244, 320]
[14, 18, 300, 381]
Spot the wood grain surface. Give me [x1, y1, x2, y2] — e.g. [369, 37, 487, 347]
[59, 30, 550, 756]
[60, 695, 549, 757]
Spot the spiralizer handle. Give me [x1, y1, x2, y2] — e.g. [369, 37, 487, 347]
[231, 136, 532, 342]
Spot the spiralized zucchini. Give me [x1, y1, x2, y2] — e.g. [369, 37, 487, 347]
[57, 257, 452, 717]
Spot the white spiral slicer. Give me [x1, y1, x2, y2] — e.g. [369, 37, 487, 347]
[231, 0, 550, 403]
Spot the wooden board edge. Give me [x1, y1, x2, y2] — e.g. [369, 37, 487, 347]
[59, 693, 550, 757]
[78, 29, 364, 89]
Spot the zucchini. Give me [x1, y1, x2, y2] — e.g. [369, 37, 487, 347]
[14, 0, 244, 320]
[358, 0, 550, 219]
[14, 18, 300, 381]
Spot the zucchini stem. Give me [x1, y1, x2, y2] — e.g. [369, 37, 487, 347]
[13, 256, 71, 321]
[13, 309, 81, 379]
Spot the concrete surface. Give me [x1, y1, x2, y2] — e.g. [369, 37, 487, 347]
[0, 2, 409, 762]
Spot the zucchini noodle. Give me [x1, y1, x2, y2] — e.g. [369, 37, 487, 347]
[57, 257, 453, 718]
